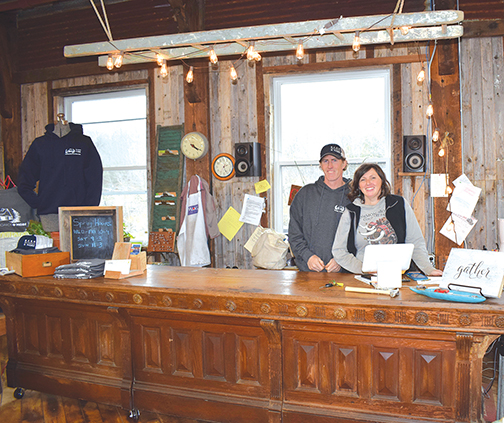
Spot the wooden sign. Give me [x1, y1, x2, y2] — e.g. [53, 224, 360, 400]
[59, 206, 123, 261]
[440, 248, 504, 298]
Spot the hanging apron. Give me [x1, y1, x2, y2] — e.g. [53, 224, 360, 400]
[177, 176, 211, 266]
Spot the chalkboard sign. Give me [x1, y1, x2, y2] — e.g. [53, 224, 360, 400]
[59, 206, 123, 261]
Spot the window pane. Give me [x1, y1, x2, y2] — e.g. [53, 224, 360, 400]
[70, 91, 146, 123]
[273, 69, 391, 233]
[103, 169, 147, 193]
[82, 120, 147, 167]
[100, 193, 148, 242]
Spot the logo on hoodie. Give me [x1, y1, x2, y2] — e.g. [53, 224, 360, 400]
[65, 148, 82, 156]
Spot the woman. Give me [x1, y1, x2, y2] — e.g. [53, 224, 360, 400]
[332, 163, 443, 276]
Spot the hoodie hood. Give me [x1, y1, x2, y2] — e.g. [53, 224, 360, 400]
[44, 122, 84, 136]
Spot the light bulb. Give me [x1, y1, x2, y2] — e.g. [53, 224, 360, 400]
[417, 68, 425, 83]
[156, 53, 164, 67]
[230, 65, 238, 81]
[254, 51, 262, 61]
[445, 186, 453, 195]
[296, 43, 304, 60]
[426, 102, 434, 117]
[209, 49, 218, 64]
[114, 53, 123, 68]
[352, 31, 361, 52]
[247, 43, 256, 61]
[400, 26, 410, 35]
[106, 55, 114, 71]
[160, 61, 168, 78]
[186, 66, 194, 84]
[438, 148, 445, 157]
[432, 128, 440, 142]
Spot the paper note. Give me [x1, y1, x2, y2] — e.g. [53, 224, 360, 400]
[255, 179, 271, 194]
[218, 207, 244, 241]
[447, 179, 481, 218]
[104, 259, 132, 275]
[430, 174, 450, 197]
[440, 213, 477, 245]
[239, 194, 265, 226]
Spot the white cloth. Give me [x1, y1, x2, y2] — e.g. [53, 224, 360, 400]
[177, 176, 211, 267]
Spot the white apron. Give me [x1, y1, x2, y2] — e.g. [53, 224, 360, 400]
[177, 176, 211, 266]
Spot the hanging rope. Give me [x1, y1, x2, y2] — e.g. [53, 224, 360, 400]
[89, 0, 113, 42]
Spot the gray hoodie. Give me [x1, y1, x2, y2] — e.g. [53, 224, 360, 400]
[288, 175, 351, 271]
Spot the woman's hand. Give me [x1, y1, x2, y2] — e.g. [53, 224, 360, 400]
[325, 258, 341, 273]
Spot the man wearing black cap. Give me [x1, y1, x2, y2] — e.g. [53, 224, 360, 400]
[288, 144, 351, 272]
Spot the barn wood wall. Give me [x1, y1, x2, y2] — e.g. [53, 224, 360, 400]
[22, 38, 504, 268]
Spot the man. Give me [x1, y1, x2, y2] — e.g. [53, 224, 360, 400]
[288, 144, 351, 272]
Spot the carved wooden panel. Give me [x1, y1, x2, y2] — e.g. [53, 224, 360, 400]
[46, 316, 63, 359]
[21, 311, 40, 355]
[372, 347, 399, 400]
[172, 328, 195, 377]
[414, 350, 443, 404]
[131, 313, 271, 401]
[70, 316, 91, 364]
[332, 345, 358, 395]
[141, 326, 163, 372]
[283, 324, 457, 420]
[97, 322, 116, 367]
[237, 335, 261, 386]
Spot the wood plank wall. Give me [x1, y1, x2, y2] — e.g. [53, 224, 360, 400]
[16, 37, 504, 268]
[460, 36, 504, 251]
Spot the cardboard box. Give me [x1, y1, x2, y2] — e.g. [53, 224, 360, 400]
[5, 251, 71, 277]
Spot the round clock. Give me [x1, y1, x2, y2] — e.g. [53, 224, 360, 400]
[212, 153, 236, 181]
[180, 132, 209, 160]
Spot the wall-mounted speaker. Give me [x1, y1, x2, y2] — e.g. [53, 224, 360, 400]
[234, 142, 262, 177]
[403, 135, 426, 173]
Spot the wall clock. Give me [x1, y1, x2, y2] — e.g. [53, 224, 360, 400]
[180, 132, 209, 160]
[212, 153, 236, 181]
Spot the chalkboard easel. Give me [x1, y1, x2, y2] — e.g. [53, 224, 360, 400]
[59, 206, 123, 261]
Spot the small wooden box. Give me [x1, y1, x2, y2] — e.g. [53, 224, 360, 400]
[5, 251, 71, 277]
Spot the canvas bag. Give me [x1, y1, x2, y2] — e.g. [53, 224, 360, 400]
[251, 230, 289, 270]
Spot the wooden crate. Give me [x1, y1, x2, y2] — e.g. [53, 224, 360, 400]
[5, 251, 70, 277]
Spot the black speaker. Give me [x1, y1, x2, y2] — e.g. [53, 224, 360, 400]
[403, 135, 426, 173]
[234, 142, 261, 177]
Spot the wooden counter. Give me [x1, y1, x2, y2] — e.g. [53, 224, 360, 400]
[0, 266, 502, 422]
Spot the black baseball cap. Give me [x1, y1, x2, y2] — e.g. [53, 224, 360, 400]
[319, 144, 346, 161]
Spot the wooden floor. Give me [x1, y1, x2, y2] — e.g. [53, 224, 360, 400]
[0, 387, 203, 423]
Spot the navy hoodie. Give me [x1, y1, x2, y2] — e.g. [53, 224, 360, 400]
[17, 123, 103, 215]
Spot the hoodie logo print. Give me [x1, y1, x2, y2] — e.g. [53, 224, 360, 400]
[334, 205, 345, 213]
[65, 148, 82, 156]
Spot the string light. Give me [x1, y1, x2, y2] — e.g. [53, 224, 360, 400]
[186, 66, 194, 84]
[438, 147, 445, 157]
[156, 53, 164, 66]
[296, 43, 304, 60]
[230, 65, 238, 81]
[400, 26, 410, 35]
[426, 102, 434, 118]
[106, 55, 114, 70]
[445, 185, 453, 195]
[417, 67, 425, 83]
[247, 42, 261, 61]
[352, 31, 361, 52]
[209, 48, 218, 64]
[432, 128, 440, 142]
[114, 52, 123, 68]
[160, 60, 168, 78]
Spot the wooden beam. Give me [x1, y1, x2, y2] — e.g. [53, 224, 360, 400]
[64, 11, 464, 59]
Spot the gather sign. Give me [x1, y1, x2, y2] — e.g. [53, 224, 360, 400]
[441, 249, 504, 298]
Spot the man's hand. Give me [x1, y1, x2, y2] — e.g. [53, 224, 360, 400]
[429, 268, 443, 276]
[307, 255, 325, 272]
[325, 258, 341, 273]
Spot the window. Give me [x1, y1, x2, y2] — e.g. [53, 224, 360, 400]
[272, 68, 391, 233]
[64, 89, 149, 244]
